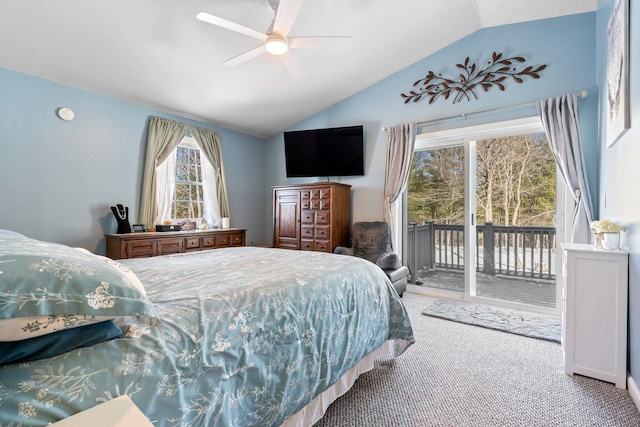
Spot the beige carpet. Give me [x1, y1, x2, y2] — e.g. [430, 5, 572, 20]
[314, 293, 640, 427]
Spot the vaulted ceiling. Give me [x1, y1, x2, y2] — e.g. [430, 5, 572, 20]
[0, 0, 597, 137]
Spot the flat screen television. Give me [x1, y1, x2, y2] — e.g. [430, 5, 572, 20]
[284, 125, 364, 177]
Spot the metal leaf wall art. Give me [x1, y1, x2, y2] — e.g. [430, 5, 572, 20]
[401, 52, 547, 104]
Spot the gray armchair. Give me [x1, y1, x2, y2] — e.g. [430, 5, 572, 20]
[334, 221, 409, 296]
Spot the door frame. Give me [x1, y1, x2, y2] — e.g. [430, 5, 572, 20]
[399, 116, 565, 315]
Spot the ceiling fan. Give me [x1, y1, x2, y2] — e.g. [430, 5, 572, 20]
[196, 0, 351, 79]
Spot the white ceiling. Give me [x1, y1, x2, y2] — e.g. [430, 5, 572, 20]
[0, 0, 597, 138]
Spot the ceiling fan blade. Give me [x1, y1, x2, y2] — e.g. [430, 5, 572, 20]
[272, 0, 304, 37]
[197, 12, 267, 41]
[223, 45, 267, 67]
[279, 51, 306, 79]
[288, 36, 352, 51]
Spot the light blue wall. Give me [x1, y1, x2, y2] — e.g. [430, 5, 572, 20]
[0, 68, 267, 253]
[596, 0, 640, 383]
[265, 12, 598, 241]
[2, 5, 635, 387]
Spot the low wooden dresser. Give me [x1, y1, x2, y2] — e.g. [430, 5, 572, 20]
[106, 229, 246, 260]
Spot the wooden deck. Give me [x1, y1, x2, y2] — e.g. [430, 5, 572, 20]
[416, 269, 557, 308]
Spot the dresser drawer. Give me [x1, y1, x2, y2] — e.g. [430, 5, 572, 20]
[300, 239, 330, 252]
[158, 238, 183, 255]
[315, 211, 329, 224]
[314, 241, 330, 252]
[185, 237, 201, 249]
[301, 226, 314, 238]
[315, 226, 329, 239]
[301, 239, 314, 250]
[230, 233, 244, 246]
[202, 236, 217, 248]
[124, 240, 156, 258]
[302, 210, 315, 223]
[216, 235, 231, 246]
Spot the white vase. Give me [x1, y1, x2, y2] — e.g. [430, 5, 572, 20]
[601, 232, 620, 250]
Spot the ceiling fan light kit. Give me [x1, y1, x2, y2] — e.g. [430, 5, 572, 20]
[265, 35, 289, 55]
[197, 0, 350, 78]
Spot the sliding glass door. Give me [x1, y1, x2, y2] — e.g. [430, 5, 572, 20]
[405, 117, 560, 314]
[408, 144, 473, 295]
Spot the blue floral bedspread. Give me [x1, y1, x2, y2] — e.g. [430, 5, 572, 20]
[0, 246, 414, 426]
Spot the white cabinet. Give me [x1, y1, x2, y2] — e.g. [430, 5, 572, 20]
[561, 243, 628, 389]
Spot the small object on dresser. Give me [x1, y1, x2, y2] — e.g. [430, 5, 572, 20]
[110, 204, 131, 234]
[179, 220, 197, 231]
[132, 224, 146, 233]
[156, 224, 180, 232]
[590, 219, 625, 250]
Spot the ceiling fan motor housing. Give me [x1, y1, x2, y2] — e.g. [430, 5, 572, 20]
[265, 34, 288, 55]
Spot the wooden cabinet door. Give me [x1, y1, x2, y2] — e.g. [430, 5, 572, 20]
[274, 189, 301, 249]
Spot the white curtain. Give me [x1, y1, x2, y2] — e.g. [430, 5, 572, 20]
[537, 94, 594, 243]
[201, 154, 222, 228]
[383, 123, 417, 226]
[153, 147, 177, 225]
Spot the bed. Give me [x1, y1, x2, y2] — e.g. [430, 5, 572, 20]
[0, 230, 414, 426]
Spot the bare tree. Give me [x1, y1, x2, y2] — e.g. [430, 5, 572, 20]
[174, 146, 204, 219]
[408, 147, 465, 224]
[409, 132, 554, 227]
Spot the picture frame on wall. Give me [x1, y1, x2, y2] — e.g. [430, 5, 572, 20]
[606, 0, 629, 147]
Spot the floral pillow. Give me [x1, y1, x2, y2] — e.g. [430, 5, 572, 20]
[0, 230, 159, 341]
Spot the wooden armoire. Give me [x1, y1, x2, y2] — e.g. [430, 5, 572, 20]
[273, 182, 351, 252]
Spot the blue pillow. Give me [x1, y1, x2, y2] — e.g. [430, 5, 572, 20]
[0, 320, 122, 365]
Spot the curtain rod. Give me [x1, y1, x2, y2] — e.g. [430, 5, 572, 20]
[381, 90, 588, 132]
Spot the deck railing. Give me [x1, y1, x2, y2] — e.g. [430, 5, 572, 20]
[407, 222, 556, 283]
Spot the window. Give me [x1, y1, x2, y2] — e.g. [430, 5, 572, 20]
[140, 117, 228, 230]
[154, 134, 221, 227]
[173, 137, 204, 220]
